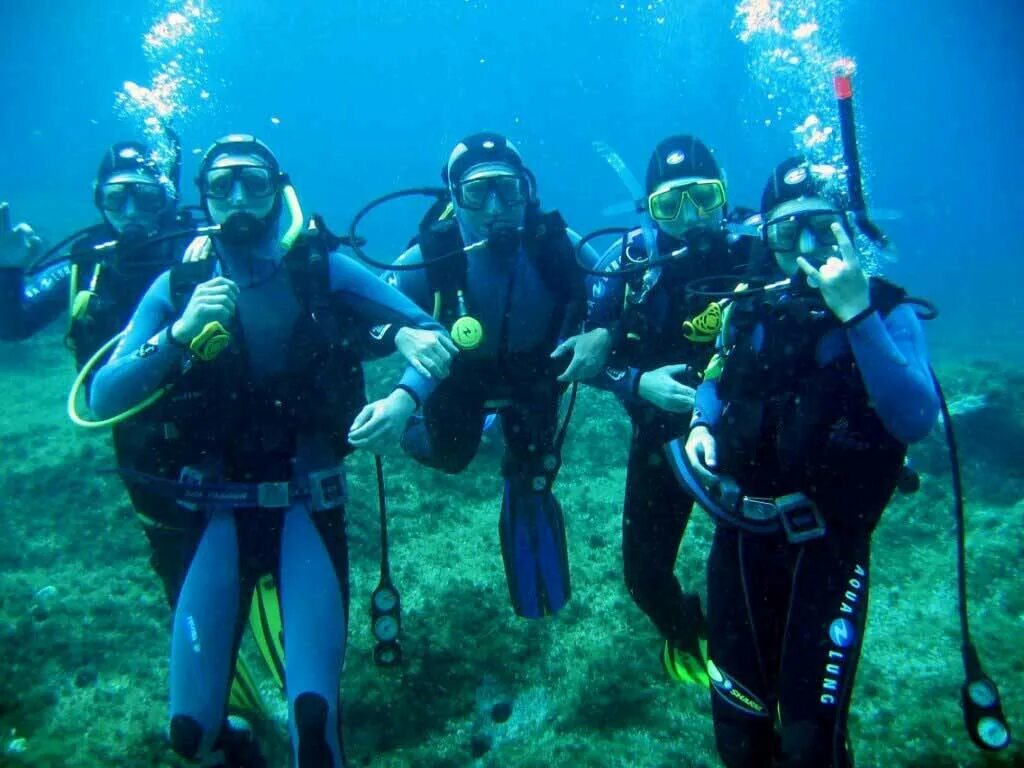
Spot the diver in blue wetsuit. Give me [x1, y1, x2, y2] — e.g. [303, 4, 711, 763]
[2, 140, 283, 718]
[358, 133, 611, 619]
[585, 135, 756, 687]
[675, 157, 940, 768]
[89, 134, 448, 768]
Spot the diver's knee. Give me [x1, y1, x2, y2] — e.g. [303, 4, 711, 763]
[169, 714, 204, 760]
[294, 692, 336, 768]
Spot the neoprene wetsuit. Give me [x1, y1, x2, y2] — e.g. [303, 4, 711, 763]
[373, 212, 601, 618]
[89, 228, 442, 768]
[0, 229, 176, 375]
[689, 276, 939, 768]
[585, 226, 751, 670]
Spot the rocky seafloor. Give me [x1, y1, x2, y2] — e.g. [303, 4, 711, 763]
[0, 327, 1021, 768]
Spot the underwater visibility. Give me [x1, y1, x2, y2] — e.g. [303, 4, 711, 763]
[0, 1, 1021, 766]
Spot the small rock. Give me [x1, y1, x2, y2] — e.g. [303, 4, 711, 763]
[34, 586, 58, 603]
[38, 688, 59, 707]
[30, 604, 48, 623]
[74, 666, 98, 688]
[490, 700, 513, 724]
[469, 731, 492, 758]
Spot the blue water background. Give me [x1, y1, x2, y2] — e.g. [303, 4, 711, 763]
[1, 0, 1022, 359]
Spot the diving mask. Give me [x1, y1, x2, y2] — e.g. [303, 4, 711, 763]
[648, 179, 726, 222]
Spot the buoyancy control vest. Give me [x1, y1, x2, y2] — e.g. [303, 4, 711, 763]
[416, 203, 585, 336]
[713, 277, 910, 521]
[150, 235, 367, 482]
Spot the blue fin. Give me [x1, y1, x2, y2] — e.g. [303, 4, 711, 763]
[499, 482, 571, 619]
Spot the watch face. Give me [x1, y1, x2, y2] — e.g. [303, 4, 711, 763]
[373, 587, 398, 613]
[373, 615, 399, 642]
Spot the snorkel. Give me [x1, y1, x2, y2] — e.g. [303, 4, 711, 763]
[593, 141, 661, 270]
[832, 59, 887, 248]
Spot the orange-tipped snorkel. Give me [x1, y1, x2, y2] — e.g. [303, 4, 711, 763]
[831, 58, 887, 248]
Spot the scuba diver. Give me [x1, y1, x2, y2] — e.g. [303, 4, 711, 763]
[0, 140, 182, 372]
[0, 139, 279, 718]
[585, 135, 754, 686]
[674, 157, 939, 768]
[88, 134, 449, 768]
[354, 132, 612, 619]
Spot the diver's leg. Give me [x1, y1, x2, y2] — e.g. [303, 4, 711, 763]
[141, 521, 201, 608]
[498, 395, 570, 618]
[622, 430, 706, 681]
[401, 379, 484, 473]
[169, 509, 242, 763]
[280, 502, 348, 768]
[706, 526, 778, 768]
[774, 529, 872, 768]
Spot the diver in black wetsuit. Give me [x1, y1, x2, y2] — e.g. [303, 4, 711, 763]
[358, 133, 612, 619]
[0, 140, 183, 375]
[0, 140, 209, 605]
[89, 134, 448, 768]
[587, 135, 754, 685]
[675, 157, 940, 768]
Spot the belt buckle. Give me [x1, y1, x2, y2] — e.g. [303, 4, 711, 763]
[177, 465, 205, 511]
[257, 481, 291, 509]
[776, 493, 826, 543]
[740, 496, 778, 522]
[308, 467, 347, 511]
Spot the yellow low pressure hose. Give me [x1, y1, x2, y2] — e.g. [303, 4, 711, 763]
[279, 185, 304, 251]
[67, 332, 169, 429]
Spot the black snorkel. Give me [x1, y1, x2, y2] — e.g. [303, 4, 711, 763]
[832, 60, 888, 248]
[838, 58, 1010, 751]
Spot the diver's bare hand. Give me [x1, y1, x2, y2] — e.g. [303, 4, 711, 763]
[171, 277, 239, 344]
[684, 425, 718, 484]
[396, 327, 458, 379]
[0, 203, 42, 269]
[638, 364, 696, 413]
[348, 388, 416, 454]
[552, 327, 612, 383]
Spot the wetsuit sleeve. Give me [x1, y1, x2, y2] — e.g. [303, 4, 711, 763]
[584, 237, 628, 334]
[329, 251, 445, 407]
[0, 261, 72, 340]
[88, 271, 187, 419]
[845, 304, 939, 444]
[691, 381, 723, 430]
[585, 364, 643, 401]
[362, 245, 431, 356]
[579, 237, 651, 403]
